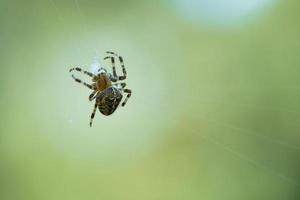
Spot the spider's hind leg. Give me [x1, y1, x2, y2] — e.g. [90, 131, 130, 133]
[113, 82, 131, 107]
[121, 88, 132, 107]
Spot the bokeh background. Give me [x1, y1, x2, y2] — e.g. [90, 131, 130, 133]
[1, 0, 300, 199]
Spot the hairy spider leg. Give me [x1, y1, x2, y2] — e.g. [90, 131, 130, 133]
[89, 103, 98, 127]
[69, 67, 96, 90]
[105, 51, 127, 81]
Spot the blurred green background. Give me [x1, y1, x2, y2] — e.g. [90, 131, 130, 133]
[1, 0, 300, 199]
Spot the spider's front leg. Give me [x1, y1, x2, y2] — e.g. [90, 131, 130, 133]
[69, 67, 95, 77]
[104, 51, 127, 81]
[104, 56, 118, 82]
[69, 67, 96, 90]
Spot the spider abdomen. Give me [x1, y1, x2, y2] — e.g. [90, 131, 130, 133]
[96, 87, 123, 115]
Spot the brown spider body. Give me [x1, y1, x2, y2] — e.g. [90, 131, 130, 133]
[92, 74, 121, 115]
[70, 51, 132, 127]
[94, 74, 112, 92]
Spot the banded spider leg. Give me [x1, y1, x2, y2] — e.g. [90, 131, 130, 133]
[104, 51, 127, 81]
[113, 82, 132, 107]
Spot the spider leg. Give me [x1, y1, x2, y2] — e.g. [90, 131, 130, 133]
[89, 91, 98, 101]
[121, 88, 132, 107]
[71, 74, 95, 90]
[69, 67, 96, 89]
[89, 102, 98, 127]
[112, 82, 131, 106]
[69, 67, 95, 78]
[113, 82, 126, 89]
[89, 90, 104, 101]
[105, 51, 127, 81]
[103, 56, 118, 82]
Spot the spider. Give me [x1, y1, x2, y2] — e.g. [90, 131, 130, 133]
[69, 51, 132, 127]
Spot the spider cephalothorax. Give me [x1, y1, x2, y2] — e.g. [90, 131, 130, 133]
[69, 51, 132, 127]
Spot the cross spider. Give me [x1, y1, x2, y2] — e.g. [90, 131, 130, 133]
[69, 51, 132, 127]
